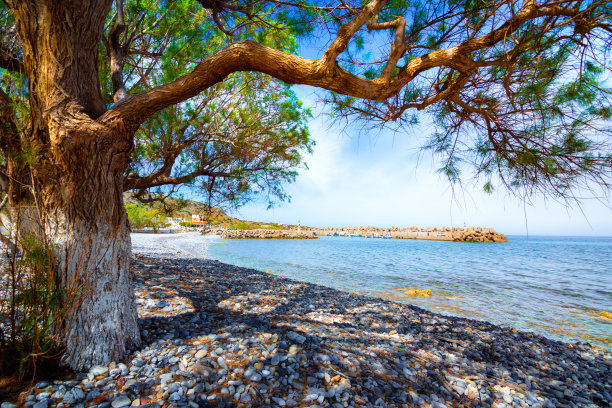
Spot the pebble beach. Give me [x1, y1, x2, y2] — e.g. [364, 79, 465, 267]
[4, 233, 611, 408]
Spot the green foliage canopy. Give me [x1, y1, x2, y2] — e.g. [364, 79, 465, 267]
[327, 0, 612, 201]
[1, 0, 611, 205]
[98, 0, 313, 209]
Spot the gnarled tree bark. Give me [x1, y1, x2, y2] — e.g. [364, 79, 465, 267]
[6, 0, 141, 370]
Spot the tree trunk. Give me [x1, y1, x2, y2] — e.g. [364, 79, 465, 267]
[6, 0, 141, 370]
[21, 120, 142, 371]
[20, 120, 142, 371]
[55, 190, 141, 371]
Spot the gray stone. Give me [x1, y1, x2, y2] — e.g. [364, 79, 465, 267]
[132, 357, 145, 367]
[72, 386, 86, 401]
[36, 393, 50, 401]
[1, 403, 16, 408]
[32, 401, 48, 408]
[52, 388, 67, 399]
[35, 382, 50, 389]
[247, 372, 262, 382]
[62, 391, 77, 405]
[217, 357, 227, 370]
[303, 394, 318, 403]
[86, 389, 101, 402]
[272, 397, 286, 406]
[160, 373, 173, 383]
[111, 396, 131, 408]
[90, 366, 109, 376]
[168, 393, 182, 401]
[287, 331, 306, 344]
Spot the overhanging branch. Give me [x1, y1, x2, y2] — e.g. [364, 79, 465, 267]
[108, 0, 127, 102]
[99, 0, 593, 128]
[124, 168, 233, 191]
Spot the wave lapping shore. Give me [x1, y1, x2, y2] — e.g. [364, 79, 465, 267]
[9, 234, 610, 408]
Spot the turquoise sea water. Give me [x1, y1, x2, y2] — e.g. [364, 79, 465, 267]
[207, 235, 612, 349]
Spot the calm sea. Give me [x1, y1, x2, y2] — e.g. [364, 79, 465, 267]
[205, 235, 612, 349]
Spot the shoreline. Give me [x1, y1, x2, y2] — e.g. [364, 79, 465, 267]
[5, 234, 611, 408]
[172, 233, 612, 351]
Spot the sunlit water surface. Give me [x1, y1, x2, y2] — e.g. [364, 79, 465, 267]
[202, 235, 612, 349]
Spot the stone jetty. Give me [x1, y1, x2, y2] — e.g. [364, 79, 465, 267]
[211, 226, 507, 242]
[313, 226, 508, 243]
[214, 229, 318, 239]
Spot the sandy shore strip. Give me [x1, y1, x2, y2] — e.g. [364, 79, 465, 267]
[5, 233, 611, 408]
[130, 232, 220, 259]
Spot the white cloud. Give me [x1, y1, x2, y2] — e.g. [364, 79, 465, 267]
[235, 88, 612, 236]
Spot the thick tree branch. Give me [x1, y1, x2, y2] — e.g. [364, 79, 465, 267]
[108, 0, 127, 102]
[100, 0, 592, 129]
[124, 168, 232, 191]
[367, 14, 406, 82]
[321, 0, 388, 68]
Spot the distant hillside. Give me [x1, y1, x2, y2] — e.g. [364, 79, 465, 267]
[123, 194, 291, 230]
[123, 194, 238, 225]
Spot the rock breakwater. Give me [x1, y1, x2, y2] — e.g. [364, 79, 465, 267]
[314, 226, 508, 243]
[7, 250, 611, 408]
[214, 229, 318, 239]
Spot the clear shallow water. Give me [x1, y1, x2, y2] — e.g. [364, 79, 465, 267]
[205, 235, 612, 349]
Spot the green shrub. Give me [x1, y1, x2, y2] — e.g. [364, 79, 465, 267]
[125, 203, 167, 231]
[0, 233, 82, 379]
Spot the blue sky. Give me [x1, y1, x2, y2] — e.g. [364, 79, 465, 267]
[233, 84, 612, 236]
[223, 30, 612, 237]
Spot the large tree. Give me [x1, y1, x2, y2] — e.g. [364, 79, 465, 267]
[0, 0, 610, 370]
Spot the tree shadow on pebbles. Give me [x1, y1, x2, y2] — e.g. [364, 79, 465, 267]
[130, 254, 612, 408]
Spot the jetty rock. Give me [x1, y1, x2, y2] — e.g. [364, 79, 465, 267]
[452, 227, 508, 243]
[214, 229, 318, 239]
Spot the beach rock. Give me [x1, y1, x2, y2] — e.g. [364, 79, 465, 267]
[287, 331, 306, 344]
[401, 287, 432, 297]
[35, 382, 49, 389]
[111, 396, 131, 408]
[131, 357, 145, 367]
[599, 311, 612, 320]
[90, 365, 109, 376]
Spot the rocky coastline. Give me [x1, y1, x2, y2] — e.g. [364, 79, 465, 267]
[4, 236, 610, 408]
